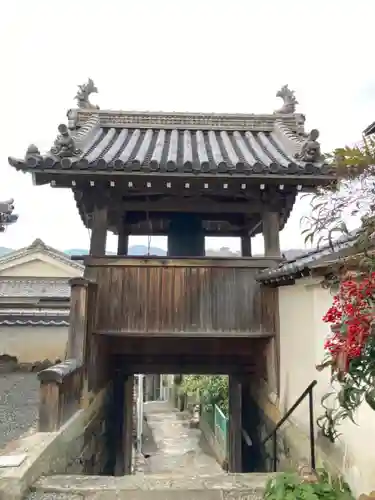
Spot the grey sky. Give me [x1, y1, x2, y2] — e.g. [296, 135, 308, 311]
[1, 0, 375, 253]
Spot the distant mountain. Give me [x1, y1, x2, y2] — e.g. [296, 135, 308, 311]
[127, 245, 166, 256]
[0, 244, 305, 260]
[64, 245, 166, 256]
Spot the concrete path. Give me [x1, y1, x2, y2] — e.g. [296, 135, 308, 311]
[140, 401, 223, 476]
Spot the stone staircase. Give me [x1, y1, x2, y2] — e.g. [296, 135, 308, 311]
[25, 472, 273, 499]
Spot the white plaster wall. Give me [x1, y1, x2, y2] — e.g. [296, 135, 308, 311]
[0, 326, 68, 363]
[279, 279, 375, 495]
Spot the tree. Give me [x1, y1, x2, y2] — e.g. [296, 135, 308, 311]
[303, 134, 375, 441]
[180, 375, 229, 414]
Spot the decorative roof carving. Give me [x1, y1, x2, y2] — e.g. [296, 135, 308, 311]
[50, 124, 81, 158]
[275, 84, 298, 114]
[25, 144, 42, 162]
[295, 129, 322, 163]
[67, 109, 79, 130]
[75, 78, 99, 110]
[0, 198, 18, 232]
[74, 109, 305, 132]
[30, 238, 46, 249]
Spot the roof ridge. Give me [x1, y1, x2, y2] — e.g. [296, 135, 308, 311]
[72, 108, 307, 133]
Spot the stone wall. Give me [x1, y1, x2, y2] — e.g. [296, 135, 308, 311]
[49, 383, 113, 476]
[199, 415, 226, 467]
[0, 383, 113, 499]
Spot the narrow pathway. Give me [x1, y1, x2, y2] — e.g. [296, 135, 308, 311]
[140, 401, 223, 476]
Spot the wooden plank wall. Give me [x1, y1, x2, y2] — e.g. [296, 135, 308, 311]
[92, 264, 264, 335]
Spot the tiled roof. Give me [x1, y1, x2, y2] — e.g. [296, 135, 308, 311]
[8, 111, 333, 179]
[0, 279, 71, 298]
[257, 231, 360, 284]
[0, 307, 69, 326]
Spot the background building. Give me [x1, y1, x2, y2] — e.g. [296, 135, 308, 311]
[0, 238, 83, 368]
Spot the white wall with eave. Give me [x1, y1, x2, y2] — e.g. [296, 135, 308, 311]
[0, 325, 68, 363]
[279, 278, 375, 495]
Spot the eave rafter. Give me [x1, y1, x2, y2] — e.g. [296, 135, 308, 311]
[72, 182, 298, 236]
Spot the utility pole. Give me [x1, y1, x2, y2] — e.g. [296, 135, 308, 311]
[0, 199, 18, 232]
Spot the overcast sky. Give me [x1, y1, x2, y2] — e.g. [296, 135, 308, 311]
[1, 0, 375, 253]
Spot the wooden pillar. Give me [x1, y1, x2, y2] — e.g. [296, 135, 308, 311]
[262, 211, 281, 394]
[66, 277, 90, 363]
[113, 364, 125, 476]
[90, 204, 108, 256]
[117, 218, 129, 256]
[228, 375, 242, 472]
[241, 232, 252, 257]
[123, 374, 134, 475]
[262, 211, 280, 257]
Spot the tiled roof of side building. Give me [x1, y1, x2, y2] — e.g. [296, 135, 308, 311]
[8, 82, 334, 181]
[257, 231, 361, 284]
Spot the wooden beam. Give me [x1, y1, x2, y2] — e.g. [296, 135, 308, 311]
[113, 197, 265, 214]
[126, 211, 244, 224]
[228, 375, 243, 472]
[121, 363, 256, 374]
[107, 336, 268, 356]
[96, 329, 272, 339]
[80, 256, 282, 268]
[262, 211, 280, 257]
[90, 204, 108, 256]
[110, 354, 261, 375]
[34, 171, 335, 188]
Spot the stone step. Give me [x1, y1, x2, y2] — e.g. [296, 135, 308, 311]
[25, 493, 83, 499]
[28, 472, 273, 499]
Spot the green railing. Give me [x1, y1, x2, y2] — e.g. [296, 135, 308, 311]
[201, 404, 228, 459]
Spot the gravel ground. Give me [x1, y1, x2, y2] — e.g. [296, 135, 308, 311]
[0, 373, 39, 449]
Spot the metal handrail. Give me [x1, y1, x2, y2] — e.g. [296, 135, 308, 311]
[262, 380, 317, 472]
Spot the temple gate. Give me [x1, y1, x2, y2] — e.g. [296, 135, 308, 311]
[8, 81, 334, 476]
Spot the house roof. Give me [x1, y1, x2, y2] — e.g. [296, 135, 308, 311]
[8, 82, 334, 182]
[0, 238, 84, 274]
[257, 231, 361, 284]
